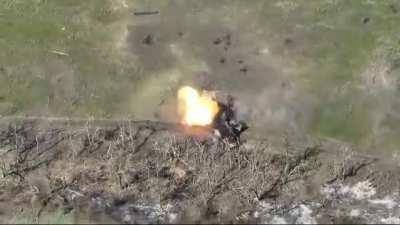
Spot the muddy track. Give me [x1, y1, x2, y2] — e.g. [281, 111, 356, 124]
[0, 118, 399, 224]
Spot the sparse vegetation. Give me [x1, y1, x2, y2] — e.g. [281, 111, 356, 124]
[0, 119, 398, 223]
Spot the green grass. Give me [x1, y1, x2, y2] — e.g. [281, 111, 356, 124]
[0, 0, 137, 117]
[0, 0, 400, 154]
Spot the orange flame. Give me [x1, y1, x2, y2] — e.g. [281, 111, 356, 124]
[177, 86, 219, 126]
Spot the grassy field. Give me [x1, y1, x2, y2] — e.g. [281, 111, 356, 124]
[0, 0, 400, 155]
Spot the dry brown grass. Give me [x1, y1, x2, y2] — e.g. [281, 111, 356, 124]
[1, 119, 394, 223]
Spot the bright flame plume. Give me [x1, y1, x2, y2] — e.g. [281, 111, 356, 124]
[177, 86, 219, 126]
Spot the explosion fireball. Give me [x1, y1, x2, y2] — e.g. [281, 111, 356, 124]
[177, 86, 219, 126]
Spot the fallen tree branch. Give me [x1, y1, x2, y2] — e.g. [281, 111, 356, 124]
[133, 11, 159, 16]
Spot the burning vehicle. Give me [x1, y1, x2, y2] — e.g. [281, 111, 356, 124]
[177, 86, 248, 145]
[213, 95, 248, 143]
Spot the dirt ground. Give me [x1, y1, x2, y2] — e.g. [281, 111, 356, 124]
[1, 118, 399, 224]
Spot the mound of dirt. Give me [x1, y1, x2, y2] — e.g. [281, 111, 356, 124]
[0, 118, 399, 224]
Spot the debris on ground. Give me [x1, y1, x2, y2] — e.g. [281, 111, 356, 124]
[133, 11, 160, 16]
